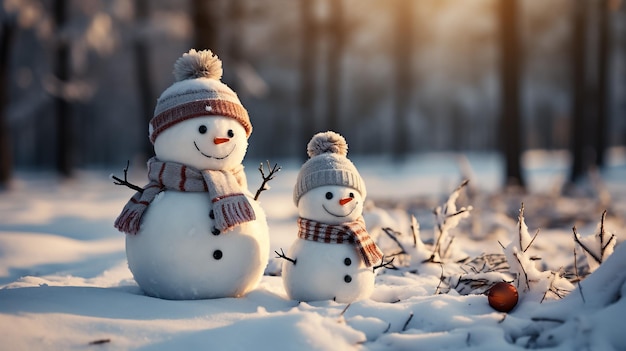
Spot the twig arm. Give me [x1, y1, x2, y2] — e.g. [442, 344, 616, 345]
[254, 161, 281, 201]
[111, 160, 144, 193]
[275, 248, 296, 265]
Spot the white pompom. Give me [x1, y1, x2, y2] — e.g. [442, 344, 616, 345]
[307, 131, 348, 158]
[173, 49, 223, 81]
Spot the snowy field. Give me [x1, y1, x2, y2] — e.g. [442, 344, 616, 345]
[1, 150, 626, 350]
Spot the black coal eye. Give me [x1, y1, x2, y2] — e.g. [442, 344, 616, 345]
[198, 125, 207, 134]
[344, 258, 351, 266]
[213, 250, 223, 260]
[349, 192, 355, 198]
[325, 192, 333, 200]
[227, 129, 234, 138]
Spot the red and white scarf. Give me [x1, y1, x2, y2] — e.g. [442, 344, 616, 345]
[114, 157, 255, 235]
[297, 217, 383, 267]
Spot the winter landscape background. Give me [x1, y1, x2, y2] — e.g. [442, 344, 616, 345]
[1, 151, 626, 350]
[2, 0, 626, 350]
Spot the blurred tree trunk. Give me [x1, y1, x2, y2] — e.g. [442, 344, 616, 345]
[498, 0, 525, 189]
[54, 0, 72, 177]
[300, 0, 318, 157]
[393, 0, 413, 157]
[569, 0, 589, 183]
[594, 0, 611, 168]
[134, 0, 155, 161]
[225, 0, 244, 92]
[192, 0, 221, 51]
[326, 0, 344, 133]
[0, 19, 15, 187]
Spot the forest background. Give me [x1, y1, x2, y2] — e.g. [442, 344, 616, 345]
[0, 0, 625, 190]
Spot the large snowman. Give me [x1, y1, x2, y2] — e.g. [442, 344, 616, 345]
[276, 131, 385, 303]
[114, 49, 269, 300]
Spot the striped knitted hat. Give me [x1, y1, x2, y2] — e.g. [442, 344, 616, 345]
[293, 131, 366, 205]
[149, 49, 251, 144]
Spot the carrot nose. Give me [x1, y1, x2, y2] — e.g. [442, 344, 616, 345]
[214, 137, 230, 145]
[339, 197, 353, 206]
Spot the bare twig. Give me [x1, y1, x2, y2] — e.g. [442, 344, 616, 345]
[524, 228, 541, 253]
[426, 180, 471, 262]
[434, 263, 445, 294]
[254, 161, 281, 201]
[578, 281, 586, 304]
[498, 241, 506, 250]
[517, 203, 525, 249]
[540, 273, 557, 303]
[530, 317, 565, 324]
[274, 248, 296, 265]
[441, 236, 456, 259]
[373, 256, 397, 272]
[599, 210, 606, 249]
[513, 251, 530, 292]
[88, 339, 111, 345]
[572, 211, 615, 268]
[573, 247, 579, 280]
[599, 211, 616, 253]
[402, 312, 414, 332]
[456, 179, 470, 192]
[381, 227, 407, 255]
[111, 160, 144, 193]
[410, 215, 419, 248]
[339, 303, 352, 318]
[572, 226, 602, 265]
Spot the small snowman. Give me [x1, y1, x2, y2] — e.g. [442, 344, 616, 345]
[114, 49, 269, 300]
[276, 131, 386, 303]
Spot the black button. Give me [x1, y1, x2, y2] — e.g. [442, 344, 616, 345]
[344, 275, 352, 283]
[212, 227, 220, 235]
[213, 250, 223, 260]
[209, 210, 215, 219]
[344, 258, 351, 266]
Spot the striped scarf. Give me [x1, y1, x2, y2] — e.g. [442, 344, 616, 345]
[297, 217, 383, 267]
[114, 157, 255, 235]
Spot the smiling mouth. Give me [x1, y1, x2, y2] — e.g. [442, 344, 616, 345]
[322, 203, 357, 218]
[193, 141, 235, 160]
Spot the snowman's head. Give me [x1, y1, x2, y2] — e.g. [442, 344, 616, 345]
[148, 49, 252, 170]
[298, 185, 364, 224]
[153, 115, 248, 171]
[294, 131, 366, 214]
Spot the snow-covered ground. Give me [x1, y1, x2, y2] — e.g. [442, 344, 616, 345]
[1, 150, 626, 350]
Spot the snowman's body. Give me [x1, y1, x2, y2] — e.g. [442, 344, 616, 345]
[127, 190, 268, 299]
[123, 114, 270, 300]
[282, 238, 374, 303]
[281, 185, 377, 303]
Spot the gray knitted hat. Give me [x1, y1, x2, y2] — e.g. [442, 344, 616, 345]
[293, 131, 366, 205]
[149, 49, 251, 144]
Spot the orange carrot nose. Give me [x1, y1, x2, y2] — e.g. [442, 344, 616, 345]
[339, 197, 353, 206]
[214, 137, 230, 145]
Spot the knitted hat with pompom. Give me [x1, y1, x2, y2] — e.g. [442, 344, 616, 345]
[293, 131, 366, 205]
[148, 49, 251, 144]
